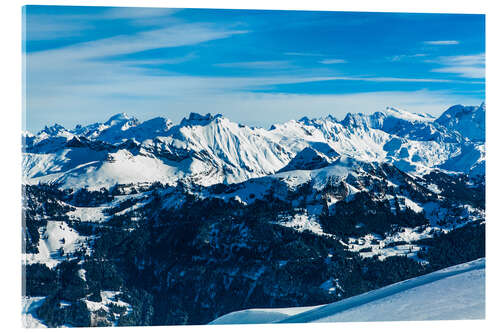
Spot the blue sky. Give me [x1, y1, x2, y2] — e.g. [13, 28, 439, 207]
[23, 6, 485, 132]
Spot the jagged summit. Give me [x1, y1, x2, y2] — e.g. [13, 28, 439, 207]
[341, 113, 374, 129]
[180, 112, 224, 126]
[38, 123, 66, 136]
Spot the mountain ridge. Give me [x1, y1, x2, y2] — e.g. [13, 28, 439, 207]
[23, 103, 485, 190]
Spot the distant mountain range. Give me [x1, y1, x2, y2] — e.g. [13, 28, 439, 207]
[22, 103, 485, 190]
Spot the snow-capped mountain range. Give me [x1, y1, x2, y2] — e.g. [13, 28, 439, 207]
[22, 103, 485, 190]
[22, 103, 486, 327]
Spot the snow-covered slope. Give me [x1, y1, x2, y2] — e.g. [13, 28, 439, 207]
[22, 297, 47, 328]
[22, 104, 485, 190]
[210, 258, 485, 324]
[24, 220, 87, 268]
[436, 103, 485, 142]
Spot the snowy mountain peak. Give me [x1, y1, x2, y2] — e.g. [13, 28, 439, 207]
[341, 113, 373, 129]
[326, 115, 339, 122]
[436, 103, 485, 142]
[38, 123, 67, 136]
[104, 112, 136, 125]
[22, 130, 34, 138]
[104, 112, 139, 127]
[139, 116, 173, 130]
[279, 145, 339, 172]
[437, 103, 485, 122]
[298, 115, 339, 127]
[298, 116, 311, 123]
[383, 106, 435, 123]
[181, 112, 224, 127]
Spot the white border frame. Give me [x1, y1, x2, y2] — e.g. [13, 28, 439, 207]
[2, 1, 498, 333]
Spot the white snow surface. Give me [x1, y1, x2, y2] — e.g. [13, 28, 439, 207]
[68, 206, 106, 222]
[24, 220, 87, 268]
[84, 291, 132, 315]
[436, 103, 485, 142]
[383, 106, 435, 123]
[22, 296, 47, 328]
[272, 213, 327, 236]
[22, 292, 133, 328]
[210, 258, 485, 324]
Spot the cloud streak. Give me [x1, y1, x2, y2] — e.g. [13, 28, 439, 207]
[103, 7, 178, 20]
[319, 59, 347, 64]
[431, 53, 485, 79]
[423, 40, 460, 45]
[214, 61, 293, 69]
[37, 24, 248, 60]
[24, 13, 92, 41]
[284, 52, 325, 57]
[388, 54, 427, 62]
[24, 7, 180, 41]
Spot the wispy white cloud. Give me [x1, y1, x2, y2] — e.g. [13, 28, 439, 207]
[32, 24, 248, 60]
[214, 61, 293, 69]
[433, 66, 485, 79]
[25, 7, 180, 41]
[431, 53, 485, 79]
[284, 52, 325, 57]
[25, 22, 250, 130]
[436, 54, 485, 66]
[331, 76, 449, 83]
[103, 7, 178, 20]
[423, 40, 460, 45]
[112, 52, 198, 66]
[24, 14, 91, 41]
[101, 7, 181, 27]
[26, 23, 249, 102]
[319, 59, 346, 64]
[388, 54, 427, 62]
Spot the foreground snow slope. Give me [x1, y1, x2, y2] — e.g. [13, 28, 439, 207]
[210, 258, 485, 324]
